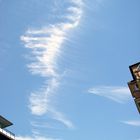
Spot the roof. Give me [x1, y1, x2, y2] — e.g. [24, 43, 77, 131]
[0, 115, 13, 128]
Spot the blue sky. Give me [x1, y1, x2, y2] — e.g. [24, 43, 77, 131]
[0, 0, 140, 140]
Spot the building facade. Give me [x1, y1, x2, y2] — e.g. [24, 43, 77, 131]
[128, 62, 140, 114]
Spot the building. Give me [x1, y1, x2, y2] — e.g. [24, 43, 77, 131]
[0, 115, 15, 140]
[128, 62, 140, 114]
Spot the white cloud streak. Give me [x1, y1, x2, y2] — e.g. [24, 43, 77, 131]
[30, 107, 74, 129]
[88, 86, 131, 103]
[21, 0, 83, 131]
[16, 136, 60, 140]
[121, 120, 140, 126]
[50, 109, 74, 129]
[29, 78, 59, 116]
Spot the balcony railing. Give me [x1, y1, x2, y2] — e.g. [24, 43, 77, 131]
[0, 127, 15, 139]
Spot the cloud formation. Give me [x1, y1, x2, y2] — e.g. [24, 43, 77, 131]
[121, 120, 140, 126]
[28, 78, 59, 116]
[88, 86, 131, 103]
[16, 136, 60, 140]
[21, 1, 84, 139]
[50, 109, 74, 129]
[21, 0, 83, 117]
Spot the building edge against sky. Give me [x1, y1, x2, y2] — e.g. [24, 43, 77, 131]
[128, 62, 140, 114]
[0, 115, 15, 140]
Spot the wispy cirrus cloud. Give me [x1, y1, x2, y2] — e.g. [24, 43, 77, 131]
[88, 86, 131, 103]
[21, 0, 84, 137]
[16, 136, 60, 140]
[21, 0, 83, 116]
[121, 120, 140, 126]
[28, 78, 59, 116]
[50, 109, 74, 129]
[30, 107, 74, 129]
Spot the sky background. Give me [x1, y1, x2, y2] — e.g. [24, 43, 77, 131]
[0, 0, 140, 140]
